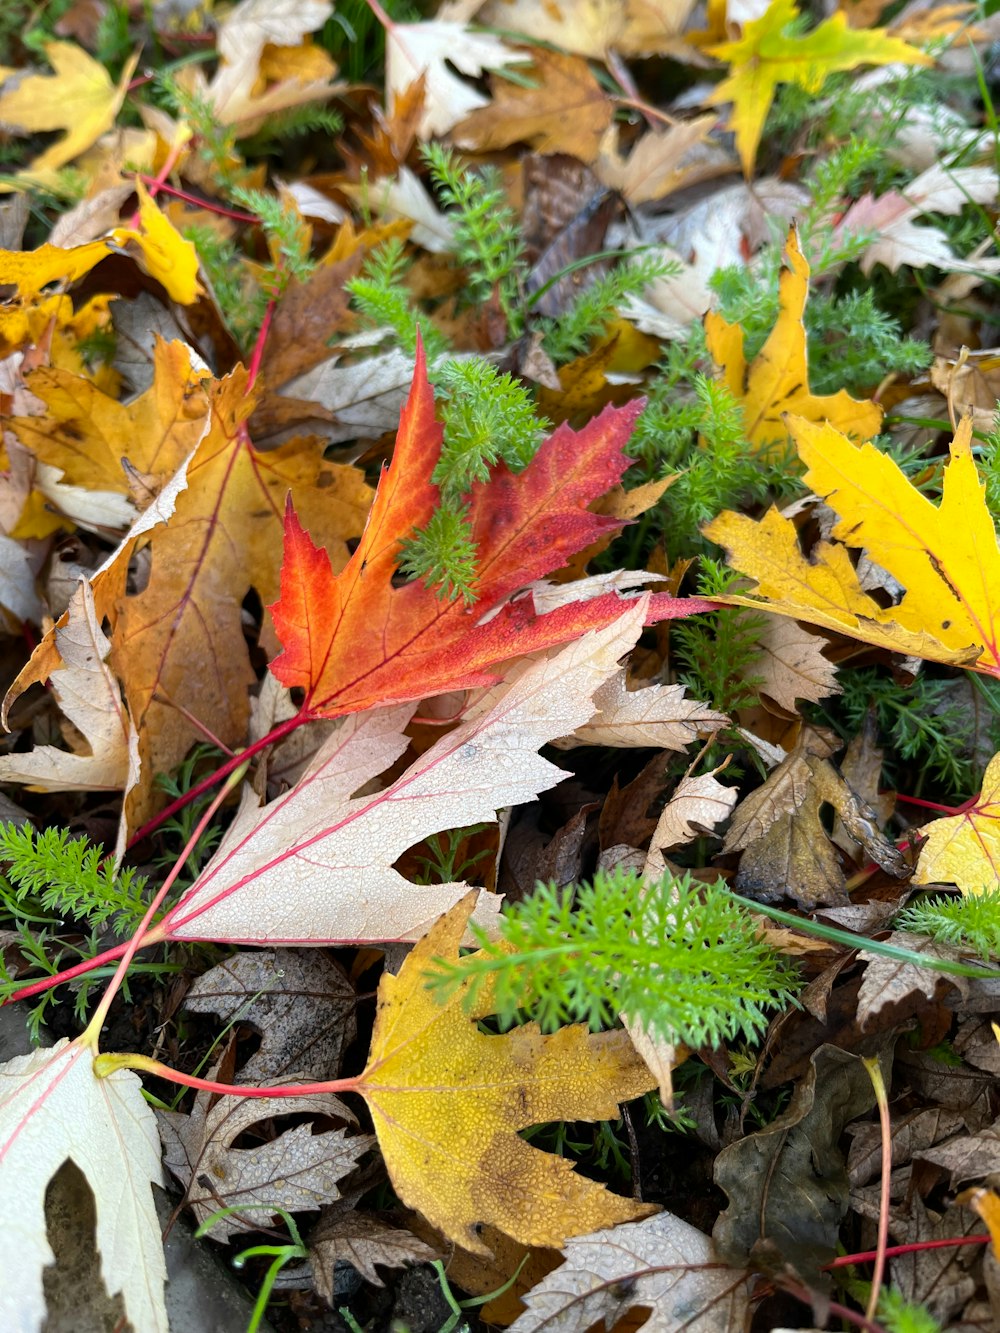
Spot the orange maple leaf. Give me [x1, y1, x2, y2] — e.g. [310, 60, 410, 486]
[270, 340, 709, 719]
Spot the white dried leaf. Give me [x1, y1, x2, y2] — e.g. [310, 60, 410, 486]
[0, 1038, 167, 1333]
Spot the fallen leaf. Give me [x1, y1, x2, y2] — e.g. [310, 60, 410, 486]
[355, 893, 658, 1251]
[159, 1081, 371, 1241]
[308, 1211, 437, 1298]
[270, 342, 708, 722]
[913, 751, 1000, 893]
[594, 116, 721, 205]
[473, 0, 699, 60]
[279, 345, 417, 442]
[704, 415, 1000, 677]
[385, 19, 528, 138]
[705, 226, 882, 455]
[744, 616, 841, 711]
[454, 50, 613, 162]
[857, 931, 963, 1028]
[507, 1211, 751, 1332]
[12, 338, 211, 496]
[0, 40, 138, 181]
[645, 766, 739, 875]
[182, 948, 357, 1083]
[704, 0, 931, 173]
[0, 580, 133, 792]
[554, 669, 726, 750]
[0, 1038, 167, 1333]
[160, 602, 650, 946]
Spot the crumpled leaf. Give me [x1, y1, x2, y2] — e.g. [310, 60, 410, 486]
[454, 49, 613, 162]
[507, 1211, 751, 1332]
[704, 415, 1000, 677]
[160, 602, 649, 945]
[270, 342, 708, 723]
[594, 116, 720, 205]
[553, 668, 726, 750]
[0, 580, 134, 792]
[355, 893, 658, 1251]
[182, 948, 357, 1083]
[308, 1211, 437, 1299]
[913, 751, 1000, 894]
[644, 765, 739, 878]
[473, 0, 699, 60]
[705, 226, 882, 455]
[857, 931, 965, 1028]
[704, 0, 931, 173]
[158, 1079, 371, 1241]
[0, 40, 138, 182]
[0, 1038, 167, 1333]
[385, 19, 528, 138]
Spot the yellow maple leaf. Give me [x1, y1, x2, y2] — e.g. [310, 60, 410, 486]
[0, 183, 201, 305]
[356, 894, 658, 1251]
[704, 0, 932, 175]
[706, 226, 882, 455]
[703, 415, 1000, 677]
[0, 40, 138, 183]
[913, 752, 1000, 893]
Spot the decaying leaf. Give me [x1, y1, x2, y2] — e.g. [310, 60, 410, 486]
[159, 1079, 371, 1241]
[355, 894, 658, 1251]
[704, 0, 931, 173]
[0, 1038, 167, 1333]
[594, 116, 721, 206]
[161, 603, 650, 946]
[705, 416, 1000, 677]
[0, 580, 134, 793]
[743, 616, 841, 712]
[914, 751, 1000, 894]
[644, 765, 739, 877]
[182, 948, 357, 1083]
[507, 1211, 751, 1332]
[706, 226, 882, 454]
[308, 1211, 437, 1299]
[473, 0, 699, 60]
[857, 931, 964, 1028]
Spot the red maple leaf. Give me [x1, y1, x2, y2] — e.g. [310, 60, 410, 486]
[269, 338, 709, 718]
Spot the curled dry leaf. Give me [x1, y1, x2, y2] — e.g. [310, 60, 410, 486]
[705, 225, 882, 455]
[857, 931, 965, 1029]
[742, 615, 841, 712]
[355, 893, 658, 1251]
[0, 1038, 167, 1333]
[507, 1211, 751, 1332]
[0, 580, 135, 793]
[159, 1082, 371, 1242]
[644, 765, 739, 877]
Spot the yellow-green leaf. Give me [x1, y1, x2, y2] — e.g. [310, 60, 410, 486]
[356, 894, 659, 1252]
[704, 0, 932, 175]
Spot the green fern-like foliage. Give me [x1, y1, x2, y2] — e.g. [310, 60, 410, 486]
[0, 823, 148, 931]
[423, 142, 527, 334]
[424, 868, 799, 1048]
[347, 237, 448, 360]
[896, 890, 1000, 963]
[671, 561, 767, 719]
[397, 501, 480, 604]
[876, 1287, 942, 1333]
[540, 252, 673, 365]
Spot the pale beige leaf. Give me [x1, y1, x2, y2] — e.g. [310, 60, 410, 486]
[745, 616, 841, 711]
[508, 1211, 751, 1332]
[645, 767, 738, 872]
[385, 21, 528, 137]
[208, 0, 335, 127]
[594, 117, 718, 205]
[166, 604, 649, 945]
[159, 1084, 371, 1241]
[0, 580, 132, 791]
[0, 1038, 167, 1333]
[281, 348, 415, 443]
[554, 668, 726, 750]
[475, 0, 698, 59]
[0, 529, 42, 623]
